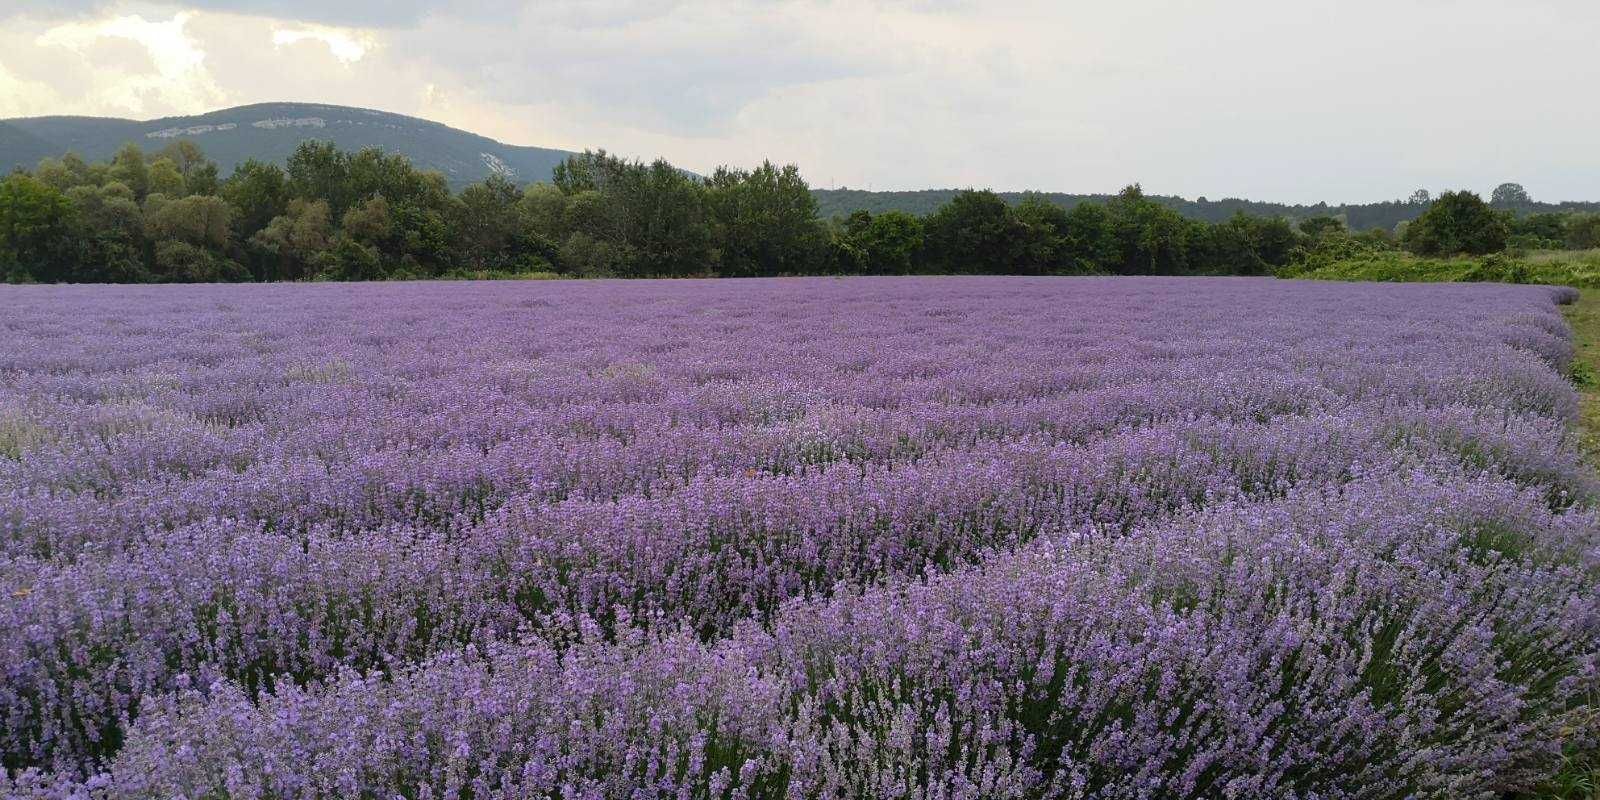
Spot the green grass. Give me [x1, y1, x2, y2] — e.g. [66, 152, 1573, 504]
[1516, 249, 1600, 288]
[1535, 751, 1600, 800]
[1281, 248, 1600, 289]
[1529, 249, 1600, 267]
[1565, 291, 1600, 463]
[1280, 250, 1487, 283]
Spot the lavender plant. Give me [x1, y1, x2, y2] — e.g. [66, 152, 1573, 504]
[0, 277, 1594, 797]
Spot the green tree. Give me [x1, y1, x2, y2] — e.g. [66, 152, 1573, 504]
[556, 190, 627, 276]
[145, 195, 233, 249]
[152, 240, 247, 282]
[562, 190, 621, 242]
[1194, 214, 1300, 275]
[33, 153, 96, 192]
[347, 148, 449, 209]
[559, 232, 634, 278]
[834, 211, 922, 275]
[107, 143, 149, 199]
[852, 210, 925, 275]
[1567, 214, 1600, 250]
[158, 141, 205, 180]
[1508, 212, 1568, 249]
[1490, 182, 1531, 209]
[631, 160, 712, 277]
[552, 150, 612, 195]
[1353, 227, 1397, 250]
[1298, 216, 1346, 239]
[1401, 190, 1508, 255]
[921, 189, 1027, 274]
[550, 152, 709, 277]
[318, 237, 384, 281]
[65, 182, 147, 282]
[1250, 215, 1301, 268]
[1106, 185, 1192, 274]
[187, 164, 221, 197]
[147, 158, 187, 198]
[287, 141, 354, 215]
[519, 184, 567, 235]
[221, 160, 289, 241]
[32, 158, 71, 192]
[1060, 202, 1117, 274]
[0, 173, 78, 282]
[158, 141, 219, 194]
[706, 161, 825, 277]
[251, 198, 334, 280]
[342, 195, 394, 246]
[389, 202, 453, 276]
[454, 175, 529, 271]
[1011, 195, 1077, 275]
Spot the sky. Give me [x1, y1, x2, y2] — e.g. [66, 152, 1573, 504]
[0, 0, 1596, 204]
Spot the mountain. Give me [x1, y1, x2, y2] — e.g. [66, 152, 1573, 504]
[0, 121, 56, 172]
[0, 102, 579, 188]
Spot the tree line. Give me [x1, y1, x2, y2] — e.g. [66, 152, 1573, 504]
[2, 141, 1596, 283]
[813, 184, 1600, 233]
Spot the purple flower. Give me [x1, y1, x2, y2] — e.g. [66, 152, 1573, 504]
[0, 277, 1594, 797]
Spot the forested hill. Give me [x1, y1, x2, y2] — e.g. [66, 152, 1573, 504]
[812, 188, 1600, 232]
[0, 103, 578, 189]
[0, 121, 56, 171]
[7, 102, 1600, 230]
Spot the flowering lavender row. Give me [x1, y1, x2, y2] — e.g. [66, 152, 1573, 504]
[1, 276, 1596, 795]
[9, 404, 1588, 774]
[3, 284, 1574, 564]
[30, 470, 1595, 799]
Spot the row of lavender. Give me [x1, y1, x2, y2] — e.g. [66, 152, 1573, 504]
[2, 277, 1597, 797]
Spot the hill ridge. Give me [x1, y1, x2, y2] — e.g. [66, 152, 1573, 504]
[1, 102, 576, 188]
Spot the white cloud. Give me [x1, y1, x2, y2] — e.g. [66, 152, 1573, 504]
[271, 24, 374, 64]
[0, 0, 508, 28]
[5, 11, 227, 117]
[1, 0, 1598, 202]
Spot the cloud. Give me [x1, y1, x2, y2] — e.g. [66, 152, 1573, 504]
[390, 2, 888, 136]
[1, 0, 512, 28]
[1, 0, 1598, 202]
[1, 11, 227, 117]
[271, 24, 375, 64]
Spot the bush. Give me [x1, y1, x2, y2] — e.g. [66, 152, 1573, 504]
[1567, 214, 1600, 250]
[1459, 253, 1532, 284]
[1278, 231, 1398, 277]
[315, 238, 384, 282]
[152, 240, 248, 283]
[1401, 190, 1509, 256]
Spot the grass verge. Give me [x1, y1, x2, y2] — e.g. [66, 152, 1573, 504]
[1528, 290, 1600, 800]
[1283, 248, 1600, 288]
[1565, 291, 1600, 462]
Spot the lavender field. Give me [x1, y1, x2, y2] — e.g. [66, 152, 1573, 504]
[2, 277, 1598, 798]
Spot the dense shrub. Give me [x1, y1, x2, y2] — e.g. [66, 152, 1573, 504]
[1402, 190, 1510, 256]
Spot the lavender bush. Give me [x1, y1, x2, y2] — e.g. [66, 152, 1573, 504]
[0, 276, 1595, 798]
